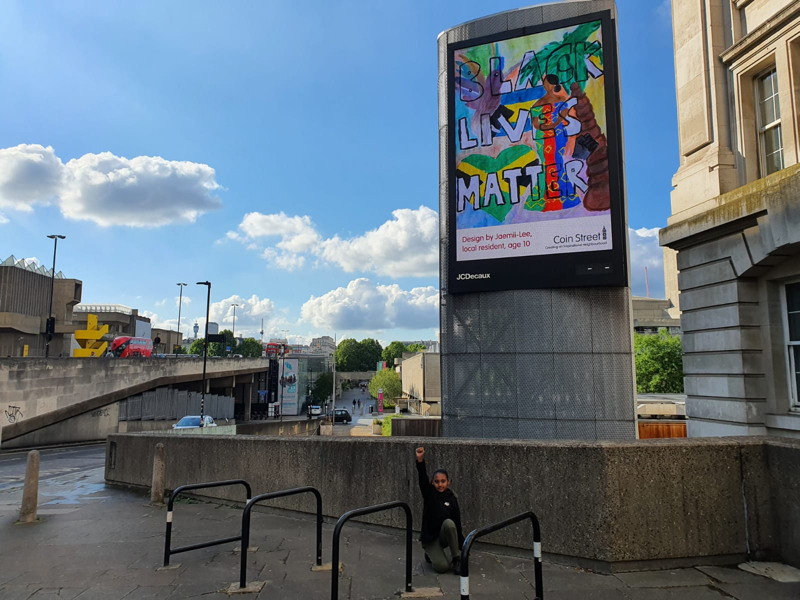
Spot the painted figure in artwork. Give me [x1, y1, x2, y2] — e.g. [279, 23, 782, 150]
[530, 74, 582, 211]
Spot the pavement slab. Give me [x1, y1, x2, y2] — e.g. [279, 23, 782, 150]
[0, 463, 792, 600]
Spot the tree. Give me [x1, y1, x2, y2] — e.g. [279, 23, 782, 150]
[634, 330, 684, 393]
[360, 338, 383, 370]
[381, 341, 408, 367]
[311, 372, 334, 403]
[335, 338, 362, 371]
[368, 368, 401, 402]
[335, 338, 384, 371]
[406, 342, 426, 353]
[209, 329, 234, 357]
[188, 338, 205, 356]
[237, 338, 262, 358]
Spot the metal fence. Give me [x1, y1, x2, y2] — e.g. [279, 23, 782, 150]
[119, 388, 234, 421]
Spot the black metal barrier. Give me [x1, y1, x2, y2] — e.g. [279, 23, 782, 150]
[163, 479, 252, 567]
[459, 511, 543, 600]
[331, 501, 413, 599]
[239, 486, 323, 589]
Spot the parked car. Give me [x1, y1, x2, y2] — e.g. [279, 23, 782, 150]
[310, 405, 323, 416]
[330, 409, 352, 424]
[173, 415, 217, 429]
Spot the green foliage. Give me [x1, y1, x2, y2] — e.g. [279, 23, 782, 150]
[236, 337, 262, 358]
[210, 329, 235, 357]
[381, 341, 427, 367]
[368, 369, 401, 402]
[188, 338, 205, 356]
[381, 341, 407, 367]
[634, 330, 685, 394]
[335, 338, 384, 371]
[311, 371, 333, 403]
[380, 413, 401, 436]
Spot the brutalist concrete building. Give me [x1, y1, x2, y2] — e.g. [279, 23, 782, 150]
[0, 255, 82, 357]
[661, 0, 800, 437]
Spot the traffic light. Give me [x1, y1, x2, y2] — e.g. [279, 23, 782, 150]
[45, 316, 56, 336]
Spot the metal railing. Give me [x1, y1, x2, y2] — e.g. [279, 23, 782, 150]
[163, 479, 252, 566]
[330, 501, 413, 599]
[459, 511, 543, 600]
[238, 486, 323, 589]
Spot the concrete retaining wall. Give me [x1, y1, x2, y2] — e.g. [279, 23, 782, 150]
[104, 434, 799, 570]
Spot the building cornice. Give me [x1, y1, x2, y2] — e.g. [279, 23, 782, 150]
[721, 3, 800, 65]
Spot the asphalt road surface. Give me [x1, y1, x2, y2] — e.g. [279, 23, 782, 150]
[0, 443, 106, 493]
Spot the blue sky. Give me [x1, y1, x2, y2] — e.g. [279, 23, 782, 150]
[0, 0, 676, 346]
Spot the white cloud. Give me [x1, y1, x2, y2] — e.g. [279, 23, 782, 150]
[320, 207, 438, 276]
[0, 213, 8, 224]
[628, 226, 665, 298]
[207, 294, 280, 337]
[228, 206, 438, 278]
[237, 212, 320, 253]
[61, 152, 221, 227]
[0, 144, 64, 211]
[0, 144, 222, 226]
[300, 278, 439, 330]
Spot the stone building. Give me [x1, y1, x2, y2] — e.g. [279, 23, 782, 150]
[631, 297, 681, 335]
[0, 256, 82, 357]
[661, 0, 800, 437]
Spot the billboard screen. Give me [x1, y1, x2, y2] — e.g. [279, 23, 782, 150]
[446, 11, 627, 293]
[280, 358, 299, 415]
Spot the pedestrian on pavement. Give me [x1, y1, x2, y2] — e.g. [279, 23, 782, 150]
[357, 399, 361, 410]
[353, 399, 357, 412]
[414, 446, 464, 575]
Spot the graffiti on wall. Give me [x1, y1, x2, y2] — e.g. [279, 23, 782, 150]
[453, 20, 613, 263]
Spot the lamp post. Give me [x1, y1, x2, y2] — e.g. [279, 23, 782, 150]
[176, 283, 187, 352]
[231, 303, 239, 354]
[45, 234, 66, 358]
[196, 281, 211, 427]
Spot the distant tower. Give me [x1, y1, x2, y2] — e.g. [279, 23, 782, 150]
[193, 322, 199, 338]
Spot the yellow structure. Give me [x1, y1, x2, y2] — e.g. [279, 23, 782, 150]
[72, 314, 109, 358]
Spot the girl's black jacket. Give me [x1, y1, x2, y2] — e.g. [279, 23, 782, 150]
[416, 460, 464, 545]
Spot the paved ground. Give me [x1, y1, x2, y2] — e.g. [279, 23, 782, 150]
[1, 450, 797, 599]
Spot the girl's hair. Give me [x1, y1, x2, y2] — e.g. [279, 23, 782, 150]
[431, 469, 449, 481]
[544, 73, 562, 93]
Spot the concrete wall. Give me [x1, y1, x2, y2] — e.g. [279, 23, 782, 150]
[105, 434, 799, 571]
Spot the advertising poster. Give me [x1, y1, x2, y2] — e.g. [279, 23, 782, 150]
[448, 13, 626, 292]
[280, 358, 299, 415]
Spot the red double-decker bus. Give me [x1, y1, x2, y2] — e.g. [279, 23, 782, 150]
[110, 336, 153, 358]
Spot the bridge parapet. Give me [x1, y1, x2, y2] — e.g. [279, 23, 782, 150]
[0, 358, 268, 441]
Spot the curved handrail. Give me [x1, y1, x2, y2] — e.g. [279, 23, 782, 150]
[239, 486, 323, 588]
[330, 501, 413, 599]
[163, 479, 252, 566]
[459, 511, 542, 600]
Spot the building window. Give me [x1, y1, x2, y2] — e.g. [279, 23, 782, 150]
[756, 68, 784, 176]
[786, 282, 800, 410]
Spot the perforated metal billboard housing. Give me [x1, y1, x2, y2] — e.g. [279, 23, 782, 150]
[438, 1, 636, 440]
[441, 0, 628, 294]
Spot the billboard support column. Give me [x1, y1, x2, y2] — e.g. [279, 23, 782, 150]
[438, 0, 636, 440]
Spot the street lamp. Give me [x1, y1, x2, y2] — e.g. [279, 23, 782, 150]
[45, 234, 66, 358]
[196, 281, 211, 427]
[176, 283, 187, 352]
[231, 303, 239, 353]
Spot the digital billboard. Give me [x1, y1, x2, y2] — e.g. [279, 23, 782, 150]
[446, 11, 627, 293]
[279, 358, 299, 415]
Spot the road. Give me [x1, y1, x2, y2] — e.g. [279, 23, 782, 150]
[0, 443, 106, 493]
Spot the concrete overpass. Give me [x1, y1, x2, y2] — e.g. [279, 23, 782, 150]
[0, 357, 268, 449]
